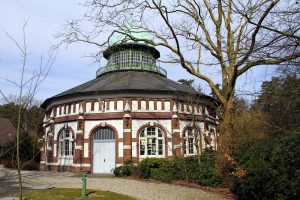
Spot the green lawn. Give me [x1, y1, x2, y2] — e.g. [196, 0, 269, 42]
[20, 188, 135, 200]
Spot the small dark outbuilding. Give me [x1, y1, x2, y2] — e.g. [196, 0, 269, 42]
[0, 118, 16, 157]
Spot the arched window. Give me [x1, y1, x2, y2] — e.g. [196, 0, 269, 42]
[139, 126, 164, 157]
[183, 128, 195, 155]
[58, 129, 74, 157]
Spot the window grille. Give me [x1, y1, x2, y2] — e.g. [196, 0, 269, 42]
[94, 127, 115, 141]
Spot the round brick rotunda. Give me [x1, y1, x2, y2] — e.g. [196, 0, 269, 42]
[40, 29, 219, 173]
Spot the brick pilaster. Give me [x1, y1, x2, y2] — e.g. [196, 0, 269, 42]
[123, 101, 132, 162]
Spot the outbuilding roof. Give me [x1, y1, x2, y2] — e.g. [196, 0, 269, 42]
[0, 118, 16, 146]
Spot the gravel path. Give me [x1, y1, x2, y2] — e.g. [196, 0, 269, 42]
[0, 165, 230, 200]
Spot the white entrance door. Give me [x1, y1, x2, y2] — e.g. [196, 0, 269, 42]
[93, 128, 115, 173]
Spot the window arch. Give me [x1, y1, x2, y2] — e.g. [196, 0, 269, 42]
[183, 127, 195, 155]
[93, 127, 115, 141]
[58, 128, 74, 157]
[139, 126, 164, 157]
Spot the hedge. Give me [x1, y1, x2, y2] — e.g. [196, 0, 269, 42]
[114, 150, 222, 187]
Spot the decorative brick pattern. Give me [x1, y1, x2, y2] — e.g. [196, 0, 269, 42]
[42, 97, 217, 173]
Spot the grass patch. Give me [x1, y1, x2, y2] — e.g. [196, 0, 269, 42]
[21, 188, 135, 200]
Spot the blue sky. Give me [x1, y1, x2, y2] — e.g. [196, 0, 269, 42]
[0, 1, 275, 104]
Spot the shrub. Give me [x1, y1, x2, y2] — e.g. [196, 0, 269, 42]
[176, 151, 222, 187]
[197, 164, 222, 187]
[113, 159, 137, 177]
[1, 131, 40, 162]
[183, 156, 200, 181]
[150, 160, 176, 182]
[116, 151, 223, 187]
[174, 152, 222, 186]
[137, 158, 168, 178]
[232, 132, 300, 200]
[232, 159, 280, 200]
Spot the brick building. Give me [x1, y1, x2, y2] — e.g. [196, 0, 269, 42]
[40, 30, 218, 173]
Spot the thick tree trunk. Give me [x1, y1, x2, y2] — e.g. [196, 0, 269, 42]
[216, 96, 235, 177]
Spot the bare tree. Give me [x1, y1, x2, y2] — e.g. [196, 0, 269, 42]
[0, 21, 56, 199]
[57, 0, 300, 173]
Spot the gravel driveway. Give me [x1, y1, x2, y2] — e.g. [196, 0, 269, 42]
[0, 165, 230, 200]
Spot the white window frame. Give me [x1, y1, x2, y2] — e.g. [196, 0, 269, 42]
[58, 129, 74, 158]
[47, 132, 52, 150]
[139, 126, 165, 158]
[208, 129, 215, 148]
[183, 127, 196, 156]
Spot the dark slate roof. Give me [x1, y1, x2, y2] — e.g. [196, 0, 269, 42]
[41, 71, 213, 109]
[0, 118, 16, 146]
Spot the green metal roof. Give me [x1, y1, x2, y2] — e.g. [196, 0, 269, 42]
[108, 27, 151, 46]
[100, 27, 164, 77]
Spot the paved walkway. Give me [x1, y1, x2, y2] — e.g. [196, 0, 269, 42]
[0, 166, 230, 200]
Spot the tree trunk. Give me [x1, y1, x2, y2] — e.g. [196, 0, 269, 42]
[16, 104, 23, 200]
[216, 96, 235, 177]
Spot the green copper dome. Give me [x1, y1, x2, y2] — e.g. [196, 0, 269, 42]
[96, 27, 166, 78]
[108, 28, 151, 46]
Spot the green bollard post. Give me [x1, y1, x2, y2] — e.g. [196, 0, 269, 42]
[81, 171, 87, 198]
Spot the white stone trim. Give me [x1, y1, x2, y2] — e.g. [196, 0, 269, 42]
[173, 129, 180, 133]
[174, 144, 182, 149]
[141, 100, 146, 111]
[123, 129, 131, 133]
[53, 144, 57, 157]
[168, 142, 173, 156]
[73, 164, 91, 167]
[47, 147, 52, 151]
[44, 163, 91, 167]
[84, 143, 89, 157]
[75, 145, 83, 150]
[117, 100, 123, 111]
[119, 142, 123, 157]
[123, 145, 131, 150]
[149, 101, 154, 110]
[132, 142, 137, 157]
[157, 101, 162, 110]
